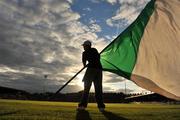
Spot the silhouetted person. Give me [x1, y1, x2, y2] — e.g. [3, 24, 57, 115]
[77, 40, 105, 112]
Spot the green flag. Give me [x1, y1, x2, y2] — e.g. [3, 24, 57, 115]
[100, 0, 180, 100]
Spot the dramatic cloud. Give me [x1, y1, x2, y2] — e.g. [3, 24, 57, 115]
[106, 0, 117, 5]
[0, 0, 108, 93]
[0, 0, 149, 93]
[106, 0, 150, 28]
[103, 72, 125, 83]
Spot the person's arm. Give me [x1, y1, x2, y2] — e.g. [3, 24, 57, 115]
[82, 52, 86, 67]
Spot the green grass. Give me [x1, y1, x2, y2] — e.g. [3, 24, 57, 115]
[0, 99, 180, 120]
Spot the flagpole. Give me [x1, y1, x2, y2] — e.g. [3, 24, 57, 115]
[53, 66, 86, 96]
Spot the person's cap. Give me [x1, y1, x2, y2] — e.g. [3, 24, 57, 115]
[82, 40, 91, 46]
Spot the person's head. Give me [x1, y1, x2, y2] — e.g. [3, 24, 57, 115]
[82, 40, 91, 51]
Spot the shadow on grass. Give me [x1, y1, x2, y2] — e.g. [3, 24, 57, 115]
[76, 110, 92, 120]
[0, 110, 20, 116]
[102, 110, 129, 120]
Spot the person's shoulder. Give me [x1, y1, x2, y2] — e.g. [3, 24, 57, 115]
[91, 48, 98, 51]
[91, 48, 99, 54]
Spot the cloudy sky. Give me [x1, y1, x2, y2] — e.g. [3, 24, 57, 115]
[0, 0, 151, 93]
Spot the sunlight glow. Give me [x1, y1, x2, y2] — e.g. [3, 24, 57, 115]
[76, 73, 84, 88]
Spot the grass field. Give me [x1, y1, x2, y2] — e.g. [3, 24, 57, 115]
[0, 99, 180, 120]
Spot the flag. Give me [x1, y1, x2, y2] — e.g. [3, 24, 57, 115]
[100, 0, 180, 100]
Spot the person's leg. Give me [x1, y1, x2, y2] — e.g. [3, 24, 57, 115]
[78, 77, 92, 108]
[93, 70, 105, 109]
